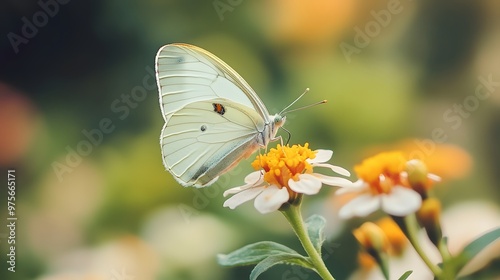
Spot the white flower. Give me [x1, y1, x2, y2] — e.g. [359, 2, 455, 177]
[223, 144, 352, 214]
[335, 151, 440, 219]
[337, 178, 422, 219]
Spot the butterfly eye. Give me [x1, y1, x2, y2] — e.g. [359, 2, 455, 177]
[200, 125, 207, 132]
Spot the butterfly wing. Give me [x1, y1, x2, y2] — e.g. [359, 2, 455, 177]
[155, 43, 270, 121]
[156, 43, 284, 187]
[161, 98, 266, 187]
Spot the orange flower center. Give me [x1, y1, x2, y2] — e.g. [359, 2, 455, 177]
[252, 143, 316, 189]
[354, 152, 406, 195]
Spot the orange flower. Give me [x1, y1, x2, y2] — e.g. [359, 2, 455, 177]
[367, 139, 472, 181]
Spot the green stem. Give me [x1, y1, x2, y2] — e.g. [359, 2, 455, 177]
[437, 239, 457, 280]
[404, 214, 442, 277]
[282, 204, 335, 280]
[437, 238, 451, 262]
[370, 250, 390, 280]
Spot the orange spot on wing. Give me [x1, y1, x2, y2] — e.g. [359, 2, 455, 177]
[212, 103, 226, 115]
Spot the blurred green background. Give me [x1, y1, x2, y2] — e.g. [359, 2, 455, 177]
[1, 0, 500, 279]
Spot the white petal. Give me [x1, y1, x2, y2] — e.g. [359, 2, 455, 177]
[254, 186, 289, 214]
[223, 184, 255, 196]
[339, 194, 380, 219]
[381, 186, 422, 216]
[223, 186, 265, 209]
[245, 171, 264, 184]
[334, 180, 367, 194]
[312, 173, 353, 187]
[311, 163, 351, 177]
[288, 174, 322, 195]
[223, 184, 251, 196]
[308, 149, 333, 164]
[223, 171, 264, 196]
[428, 173, 441, 182]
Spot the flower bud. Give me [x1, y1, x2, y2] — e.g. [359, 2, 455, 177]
[353, 222, 388, 253]
[417, 198, 443, 246]
[376, 218, 407, 256]
[353, 222, 390, 278]
[406, 159, 429, 199]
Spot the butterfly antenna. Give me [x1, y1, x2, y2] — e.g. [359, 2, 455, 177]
[280, 88, 327, 115]
[279, 88, 310, 115]
[282, 100, 327, 115]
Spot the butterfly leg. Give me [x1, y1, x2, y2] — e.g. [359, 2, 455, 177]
[280, 127, 292, 146]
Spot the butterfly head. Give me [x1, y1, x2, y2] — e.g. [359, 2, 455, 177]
[272, 114, 286, 131]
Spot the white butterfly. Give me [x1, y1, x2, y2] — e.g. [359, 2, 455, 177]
[156, 43, 286, 188]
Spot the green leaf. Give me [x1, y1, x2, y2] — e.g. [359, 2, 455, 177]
[305, 214, 326, 254]
[455, 227, 500, 271]
[250, 253, 315, 280]
[397, 270, 413, 280]
[217, 241, 299, 267]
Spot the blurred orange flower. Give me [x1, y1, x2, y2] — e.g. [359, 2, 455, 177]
[376, 217, 407, 256]
[356, 217, 408, 270]
[0, 83, 39, 166]
[365, 139, 472, 181]
[262, 0, 358, 46]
